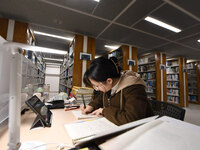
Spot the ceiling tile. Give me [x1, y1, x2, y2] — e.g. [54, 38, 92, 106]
[46, 0, 98, 14]
[0, 0, 109, 37]
[116, 0, 164, 26]
[93, 0, 132, 20]
[177, 33, 200, 49]
[170, 0, 200, 18]
[156, 43, 200, 59]
[166, 24, 200, 41]
[133, 20, 176, 38]
[99, 24, 168, 49]
[151, 4, 199, 30]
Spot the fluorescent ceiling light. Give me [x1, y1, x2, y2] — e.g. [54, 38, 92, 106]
[198, 39, 200, 43]
[34, 31, 73, 41]
[93, 0, 100, 2]
[4, 41, 67, 55]
[44, 58, 63, 61]
[144, 16, 181, 33]
[105, 45, 120, 50]
[46, 63, 61, 65]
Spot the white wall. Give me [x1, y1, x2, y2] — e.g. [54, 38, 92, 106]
[45, 65, 60, 98]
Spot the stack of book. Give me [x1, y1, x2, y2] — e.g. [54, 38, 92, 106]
[71, 86, 94, 105]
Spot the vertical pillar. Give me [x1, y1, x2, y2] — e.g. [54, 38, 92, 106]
[0, 17, 28, 43]
[121, 45, 137, 71]
[73, 34, 95, 87]
[155, 52, 161, 101]
[179, 57, 184, 107]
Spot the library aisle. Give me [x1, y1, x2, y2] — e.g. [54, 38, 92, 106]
[185, 104, 200, 126]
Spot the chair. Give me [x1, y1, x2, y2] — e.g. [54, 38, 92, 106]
[149, 99, 186, 121]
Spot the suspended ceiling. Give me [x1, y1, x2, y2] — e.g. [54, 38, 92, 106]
[0, 0, 199, 60]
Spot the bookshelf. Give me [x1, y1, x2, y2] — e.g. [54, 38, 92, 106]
[59, 34, 95, 95]
[138, 53, 166, 101]
[59, 40, 74, 94]
[187, 61, 200, 104]
[105, 45, 138, 72]
[107, 47, 123, 69]
[22, 53, 46, 94]
[166, 58, 188, 107]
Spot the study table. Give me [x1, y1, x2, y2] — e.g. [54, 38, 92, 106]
[0, 109, 76, 150]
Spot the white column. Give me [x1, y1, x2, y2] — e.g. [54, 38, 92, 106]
[6, 20, 15, 41]
[129, 46, 132, 71]
[82, 36, 87, 87]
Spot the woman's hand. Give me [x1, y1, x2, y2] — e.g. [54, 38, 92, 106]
[90, 108, 103, 117]
[80, 105, 94, 114]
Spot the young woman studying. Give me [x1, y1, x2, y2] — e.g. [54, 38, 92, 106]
[81, 57, 153, 125]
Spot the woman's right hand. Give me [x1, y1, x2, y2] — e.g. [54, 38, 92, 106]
[80, 105, 94, 114]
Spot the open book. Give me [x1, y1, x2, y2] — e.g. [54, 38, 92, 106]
[71, 110, 98, 120]
[64, 116, 158, 145]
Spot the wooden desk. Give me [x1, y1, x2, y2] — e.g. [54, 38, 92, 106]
[0, 109, 77, 149]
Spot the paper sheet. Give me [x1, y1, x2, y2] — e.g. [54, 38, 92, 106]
[64, 117, 118, 144]
[100, 119, 200, 150]
[71, 110, 98, 119]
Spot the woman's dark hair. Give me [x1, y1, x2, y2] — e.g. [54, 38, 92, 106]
[83, 56, 122, 86]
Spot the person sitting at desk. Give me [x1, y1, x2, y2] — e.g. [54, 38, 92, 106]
[81, 57, 153, 125]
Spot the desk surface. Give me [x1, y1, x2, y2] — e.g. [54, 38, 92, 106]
[0, 109, 76, 150]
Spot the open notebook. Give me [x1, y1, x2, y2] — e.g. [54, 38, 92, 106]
[64, 117, 117, 144]
[64, 116, 158, 145]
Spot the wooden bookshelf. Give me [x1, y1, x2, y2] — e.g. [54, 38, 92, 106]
[105, 45, 138, 72]
[166, 57, 188, 107]
[59, 34, 95, 95]
[138, 52, 166, 101]
[187, 61, 200, 104]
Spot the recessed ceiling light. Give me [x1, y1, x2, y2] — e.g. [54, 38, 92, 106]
[144, 16, 181, 33]
[34, 31, 73, 41]
[44, 58, 63, 61]
[105, 45, 120, 50]
[197, 39, 200, 43]
[4, 42, 67, 55]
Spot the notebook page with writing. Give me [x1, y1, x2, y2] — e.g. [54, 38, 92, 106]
[64, 117, 118, 144]
[72, 110, 98, 119]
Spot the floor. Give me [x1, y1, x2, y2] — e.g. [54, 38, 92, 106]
[184, 104, 200, 126]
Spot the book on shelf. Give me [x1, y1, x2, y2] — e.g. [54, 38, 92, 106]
[64, 116, 158, 145]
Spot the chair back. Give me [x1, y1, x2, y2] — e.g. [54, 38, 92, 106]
[149, 100, 186, 121]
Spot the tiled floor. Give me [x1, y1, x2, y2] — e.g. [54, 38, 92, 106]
[184, 104, 200, 126]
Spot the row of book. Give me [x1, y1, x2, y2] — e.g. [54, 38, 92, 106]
[138, 65, 155, 72]
[167, 74, 179, 80]
[167, 89, 179, 96]
[167, 81, 179, 88]
[167, 96, 179, 104]
[141, 72, 155, 80]
[71, 86, 94, 105]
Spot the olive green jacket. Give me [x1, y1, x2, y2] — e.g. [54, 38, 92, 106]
[88, 70, 153, 125]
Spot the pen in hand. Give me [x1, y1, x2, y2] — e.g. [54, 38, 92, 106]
[82, 95, 86, 109]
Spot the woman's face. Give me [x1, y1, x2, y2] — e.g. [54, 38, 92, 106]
[89, 78, 113, 93]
